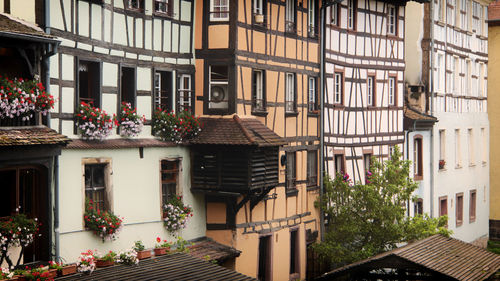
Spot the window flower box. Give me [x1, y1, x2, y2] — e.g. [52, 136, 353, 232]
[75, 102, 117, 141]
[58, 264, 77, 276]
[439, 160, 446, 170]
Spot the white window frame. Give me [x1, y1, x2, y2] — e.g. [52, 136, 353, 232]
[285, 0, 296, 32]
[347, 0, 355, 29]
[177, 74, 192, 112]
[308, 76, 317, 112]
[210, 0, 229, 21]
[308, 0, 316, 36]
[254, 0, 264, 15]
[253, 69, 265, 111]
[331, 3, 338, 25]
[285, 73, 296, 113]
[455, 129, 462, 167]
[334, 72, 343, 104]
[387, 5, 397, 35]
[367, 76, 374, 106]
[468, 128, 474, 165]
[388, 77, 396, 106]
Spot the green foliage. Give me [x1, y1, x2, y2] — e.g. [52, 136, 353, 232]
[488, 240, 500, 255]
[133, 240, 145, 252]
[313, 146, 451, 267]
[152, 109, 201, 143]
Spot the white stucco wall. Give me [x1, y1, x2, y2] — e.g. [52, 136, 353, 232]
[57, 147, 205, 262]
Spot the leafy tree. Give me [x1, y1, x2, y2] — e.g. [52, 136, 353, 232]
[313, 146, 450, 267]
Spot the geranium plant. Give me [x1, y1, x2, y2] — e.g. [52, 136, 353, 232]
[0, 211, 40, 267]
[119, 102, 145, 137]
[117, 249, 139, 265]
[94, 250, 117, 262]
[0, 75, 55, 121]
[76, 250, 96, 273]
[84, 199, 123, 242]
[162, 196, 193, 234]
[155, 237, 172, 249]
[48, 261, 63, 271]
[0, 268, 14, 280]
[23, 266, 53, 281]
[75, 101, 117, 141]
[152, 109, 201, 143]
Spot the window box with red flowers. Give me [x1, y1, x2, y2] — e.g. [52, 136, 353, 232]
[153, 237, 171, 256]
[0, 213, 40, 268]
[118, 102, 145, 137]
[75, 102, 117, 141]
[162, 196, 193, 235]
[84, 199, 123, 242]
[152, 109, 201, 143]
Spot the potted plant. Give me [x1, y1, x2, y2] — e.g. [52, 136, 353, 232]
[133, 241, 151, 260]
[163, 196, 193, 235]
[254, 13, 264, 23]
[94, 251, 116, 268]
[116, 249, 139, 265]
[46, 262, 60, 279]
[84, 199, 123, 242]
[74, 101, 117, 141]
[152, 109, 202, 143]
[119, 102, 145, 137]
[154, 237, 171, 256]
[0, 268, 15, 280]
[58, 264, 77, 277]
[76, 250, 96, 274]
[174, 236, 193, 253]
[439, 159, 446, 169]
[0, 212, 40, 268]
[21, 267, 52, 281]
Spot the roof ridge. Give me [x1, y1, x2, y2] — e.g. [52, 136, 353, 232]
[233, 115, 256, 144]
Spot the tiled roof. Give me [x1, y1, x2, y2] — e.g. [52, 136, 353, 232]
[189, 238, 241, 262]
[55, 253, 256, 281]
[489, 1, 500, 21]
[190, 115, 287, 147]
[67, 138, 177, 149]
[0, 126, 70, 146]
[0, 13, 57, 42]
[404, 105, 437, 122]
[319, 235, 500, 281]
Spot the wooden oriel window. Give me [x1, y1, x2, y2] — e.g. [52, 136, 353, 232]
[154, 70, 173, 112]
[307, 150, 318, 186]
[160, 160, 179, 208]
[347, 0, 356, 30]
[285, 73, 296, 113]
[290, 229, 300, 276]
[85, 164, 107, 212]
[387, 4, 397, 36]
[177, 74, 192, 112]
[121, 67, 136, 108]
[308, 76, 318, 112]
[210, 0, 229, 21]
[456, 193, 463, 227]
[126, 0, 144, 11]
[285, 0, 296, 32]
[258, 235, 272, 281]
[154, 0, 173, 16]
[469, 190, 476, 222]
[388, 76, 397, 106]
[414, 136, 423, 180]
[78, 60, 101, 107]
[367, 76, 375, 106]
[252, 69, 266, 112]
[334, 72, 343, 104]
[286, 152, 296, 189]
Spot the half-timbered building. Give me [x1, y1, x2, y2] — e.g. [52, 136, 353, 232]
[44, 0, 206, 262]
[405, 0, 490, 245]
[193, 0, 321, 279]
[323, 0, 407, 184]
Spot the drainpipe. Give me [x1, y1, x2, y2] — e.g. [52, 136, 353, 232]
[319, 2, 326, 242]
[429, 0, 435, 218]
[406, 120, 417, 216]
[54, 155, 60, 262]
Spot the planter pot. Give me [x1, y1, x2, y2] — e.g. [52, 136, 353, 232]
[153, 247, 168, 256]
[254, 14, 264, 23]
[15, 276, 26, 281]
[47, 269, 58, 278]
[136, 250, 152, 260]
[59, 264, 77, 276]
[96, 259, 114, 268]
[6, 276, 19, 281]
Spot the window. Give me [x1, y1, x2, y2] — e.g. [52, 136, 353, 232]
[307, 150, 318, 186]
[455, 129, 461, 167]
[414, 136, 423, 180]
[364, 153, 372, 184]
[470, 190, 476, 222]
[479, 63, 485, 97]
[389, 146, 395, 158]
[160, 160, 179, 209]
[334, 154, 345, 176]
[414, 198, 423, 215]
[154, 0, 173, 16]
[290, 229, 300, 276]
[253, 0, 266, 25]
[126, 0, 144, 11]
[447, 0, 455, 26]
[78, 60, 101, 107]
[472, 1, 481, 33]
[286, 152, 296, 189]
[437, 0, 444, 22]
[252, 70, 266, 112]
[439, 130, 446, 169]
[460, 0, 468, 30]
[285, 73, 296, 113]
[367, 76, 375, 106]
[308, 0, 317, 37]
[347, 0, 356, 30]
[481, 128, 487, 163]
[334, 72, 343, 104]
[387, 5, 397, 35]
[154, 70, 173, 112]
[209, 65, 229, 111]
[285, 0, 296, 32]
[439, 196, 448, 219]
[453, 57, 459, 94]
[85, 164, 107, 212]
[308, 77, 318, 112]
[331, 3, 339, 26]
[210, 0, 229, 21]
[468, 129, 474, 165]
[121, 67, 136, 108]
[456, 193, 463, 227]
[177, 74, 192, 112]
[254, 0, 264, 15]
[465, 60, 470, 96]
[258, 235, 271, 281]
[388, 76, 396, 106]
[436, 54, 444, 92]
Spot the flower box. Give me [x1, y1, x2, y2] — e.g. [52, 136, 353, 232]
[153, 247, 168, 256]
[47, 269, 58, 278]
[6, 276, 19, 281]
[14, 276, 26, 281]
[136, 250, 151, 260]
[59, 264, 77, 276]
[95, 259, 114, 268]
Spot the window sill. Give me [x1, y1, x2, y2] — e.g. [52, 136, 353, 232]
[286, 188, 299, 197]
[285, 111, 299, 117]
[332, 104, 345, 109]
[456, 222, 463, 227]
[386, 34, 399, 40]
[307, 185, 319, 192]
[469, 163, 476, 167]
[153, 12, 175, 19]
[285, 31, 298, 38]
[414, 175, 423, 181]
[470, 218, 476, 223]
[124, 7, 144, 14]
[388, 105, 399, 109]
[482, 161, 487, 166]
[438, 168, 447, 172]
[455, 165, 462, 169]
[251, 110, 268, 117]
[252, 23, 268, 32]
[307, 111, 319, 117]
